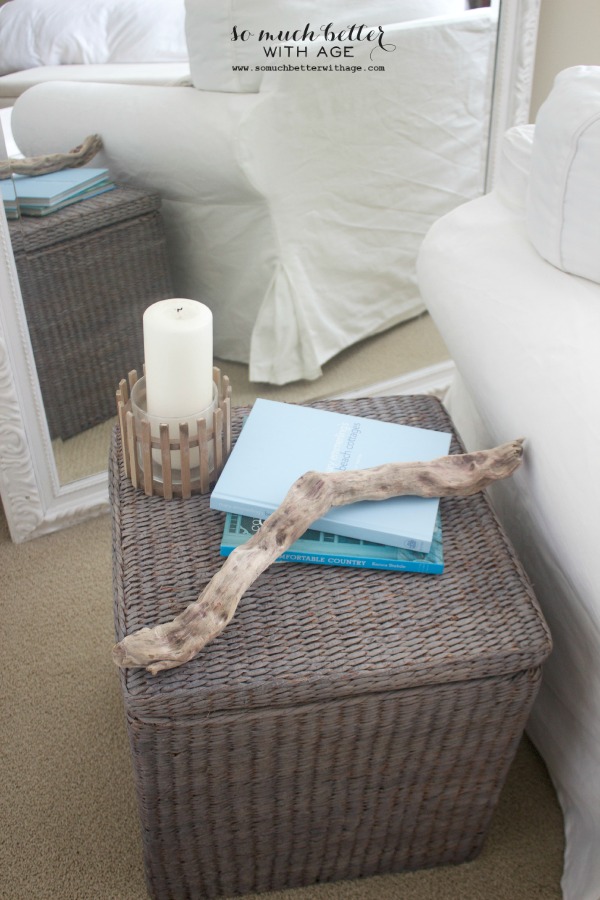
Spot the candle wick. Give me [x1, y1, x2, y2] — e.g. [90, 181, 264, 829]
[176, 306, 183, 315]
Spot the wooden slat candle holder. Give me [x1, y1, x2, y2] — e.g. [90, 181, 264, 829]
[116, 367, 232, 500]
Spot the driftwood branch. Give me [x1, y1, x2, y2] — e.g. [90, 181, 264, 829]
[0, 134, 103, 179]
[113, 439, 524, 675]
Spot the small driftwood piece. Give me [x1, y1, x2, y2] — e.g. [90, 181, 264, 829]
[0, 134, 103, 179]
[113, 439, 525, 675]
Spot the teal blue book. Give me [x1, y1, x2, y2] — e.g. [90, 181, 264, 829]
[220, 511, 444, 574]
[210, 399, 452, 553]
[17, 182, 116, 216]
[6, 167, 112, 207]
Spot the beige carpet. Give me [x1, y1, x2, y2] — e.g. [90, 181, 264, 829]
[52, 313, 450, 485]
[216, 311, 451, 406]
[1, 501, 565, 899]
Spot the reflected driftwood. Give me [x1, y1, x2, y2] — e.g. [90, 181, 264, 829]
[113, 439, 525, 675]
[0, 134, 103, 179]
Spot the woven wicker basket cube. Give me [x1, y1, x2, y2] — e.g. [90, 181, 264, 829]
[111, 395, 551, 900]
[9, 185, 173, 440]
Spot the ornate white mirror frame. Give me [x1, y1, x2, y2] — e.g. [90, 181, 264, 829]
[0, 200, 111, 542]
[0, 0, 541, 543]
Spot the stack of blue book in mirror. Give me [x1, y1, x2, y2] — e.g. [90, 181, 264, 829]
[212, 399, 451, 574]
[1, 167, 115, 218]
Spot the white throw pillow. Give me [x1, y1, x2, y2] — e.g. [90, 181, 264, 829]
[0, 0, 188, 76]
[527, 66, 600, 284]
[185, 0, 467, 92]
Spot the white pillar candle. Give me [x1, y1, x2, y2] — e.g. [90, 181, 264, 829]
[143, 298, 213, 418]
[142, 299, 214, 476]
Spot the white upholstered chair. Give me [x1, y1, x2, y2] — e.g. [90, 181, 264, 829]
[9, 1, 496, 384]
[417, 66, 600, 900]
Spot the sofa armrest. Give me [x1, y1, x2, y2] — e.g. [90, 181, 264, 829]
[11, 81, 262, 202]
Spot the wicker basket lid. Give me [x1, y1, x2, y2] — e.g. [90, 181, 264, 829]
[8, 184, 162, 254]
[112, 396, 551, 720]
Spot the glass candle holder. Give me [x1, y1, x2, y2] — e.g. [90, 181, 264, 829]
[130, 375, 218, 487]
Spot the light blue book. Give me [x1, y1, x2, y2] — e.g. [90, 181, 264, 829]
[220, 511, 444, 574]
[0, 179, 17, 210]
[210, 399, 452, 553]
[8, 167, 111, 206]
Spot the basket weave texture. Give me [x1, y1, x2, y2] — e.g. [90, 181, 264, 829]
[111, 395, 551, 900]
[10, 186, 173, 440]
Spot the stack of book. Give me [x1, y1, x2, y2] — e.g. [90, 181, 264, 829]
[211, 399, 451, 575]
[1, 167, 115, 219]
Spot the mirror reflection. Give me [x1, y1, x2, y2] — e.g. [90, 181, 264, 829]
[1, 113, 166, 484]
[0, 0, 496, 490]
[2, 109, 174, 484]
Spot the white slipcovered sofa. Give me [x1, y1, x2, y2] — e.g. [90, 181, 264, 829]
[0, 0, 191, 106]
[7, 0, 497, 383]
[417, 66, 600, 900]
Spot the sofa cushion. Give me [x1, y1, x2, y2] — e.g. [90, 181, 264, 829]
[185, 0, 467, 92]
[0, 0, 188, 76]
[527, 66, 600, 284]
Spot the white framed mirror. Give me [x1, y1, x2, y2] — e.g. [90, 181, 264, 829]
[0, 193, 111, 542]
[0, 0, 541, 543]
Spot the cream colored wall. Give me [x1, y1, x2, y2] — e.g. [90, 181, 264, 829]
[530, 0, 600, 118]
